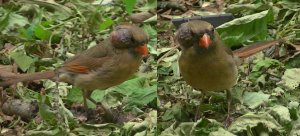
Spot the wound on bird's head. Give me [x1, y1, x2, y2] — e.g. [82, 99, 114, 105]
[110, 28, 132, 48]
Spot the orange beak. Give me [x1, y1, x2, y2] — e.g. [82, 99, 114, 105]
[135, 44, 148, 57]
[199, 33, 211, 49]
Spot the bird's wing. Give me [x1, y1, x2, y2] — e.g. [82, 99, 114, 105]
[62, 41, 112, 74]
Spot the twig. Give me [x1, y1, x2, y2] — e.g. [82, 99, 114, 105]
[157, 36, 180, 63]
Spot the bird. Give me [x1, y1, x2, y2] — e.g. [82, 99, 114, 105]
[0, 24, 149, 110]
[175, 20, 283, 123]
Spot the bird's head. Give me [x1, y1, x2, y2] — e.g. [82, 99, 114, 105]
[176, 20, 216, 50]
[110, 24, 149, 57]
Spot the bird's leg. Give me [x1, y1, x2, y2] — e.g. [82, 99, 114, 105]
[82, 90, 88, 108]
[194, 91, 205, 121]
[0, 87, 4, 107]
[82, 90, 98, 109]
[226, 89, 232, 115]
[83, 90, 112, 115]
[224, 89, 233, 127]
[82, 90, 115, 122]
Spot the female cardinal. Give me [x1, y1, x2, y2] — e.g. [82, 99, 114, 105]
[0, 24, 149, 108]
[176, 20, 282, 122]
[176, 20, 237, 121]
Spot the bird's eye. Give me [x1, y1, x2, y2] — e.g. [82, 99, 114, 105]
[130, 36, 135, 43]
[209, 28, 215, 40]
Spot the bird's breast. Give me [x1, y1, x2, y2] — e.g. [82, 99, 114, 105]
[179, 48, 238, 91]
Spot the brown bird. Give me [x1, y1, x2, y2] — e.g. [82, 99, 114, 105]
[0, 24, 149, 109]
[176, 20, 282, 123]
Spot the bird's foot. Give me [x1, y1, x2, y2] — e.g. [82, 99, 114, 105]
[95, 104, 108, 115]
[224, 114, 234, 128]
[194, 109, 200, 121]
[194, 116, 200, 122]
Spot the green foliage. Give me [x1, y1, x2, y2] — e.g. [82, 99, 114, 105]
[217, 10, 274, 47]
[162, 103, 189, 122]
[66, 87, 84, 103]
[38, 95, 57, 126]
[143, 24, 158, 54]
[0, 10, 29, 35]
[209, 128, 235, 136]
[161, 118, 223, 136]
[123, 0, 137, 15]
[269, 105, 291, 125]
[10, 51, 35, 72]
[99, 18, 114, 31]
[243, 91, 270, 109]
[249, 57, 281, 81]
[228, 112, 283, 135]
[34, 25, 52, 40]
[285, 54, 300, 68]
[121, 111, 157, 135]
[279, 68, 300, 90]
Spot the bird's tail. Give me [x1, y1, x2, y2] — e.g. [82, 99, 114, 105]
[0, 70, 56, 87]
[233, 39, 284, 59]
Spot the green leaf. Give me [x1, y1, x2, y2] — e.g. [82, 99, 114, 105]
[123, 111, 157, 135]
[25, 127, 64, 136]
[143, 24, 157, 39]
[243, 91, 270, 109]
[249, 57, 281, 81]
[66, 87, 101, 108]
[0, 9, 10, 32]
[225, 4, 263, 14]
[91, 89, 105, 102]
[21, 0, 72, 20]
[217, 10, 274, 47]
[123, 0, 136, 15]
[10, 51, 35, 72]
[161, 118, 222, 136]
[290, 119, 300, 136]
[269, 105, 291, 125]
[162, 103, 189, 122]
[0, 11, 29, 35]
[38, 95, 57, 126]
[126, 85, 157, 108]
[279, 68, 300, 90]
[286, 53, 300, 68]
[144, 14, 157, 23]
[143, 24, 157, 54]
[209, 128, 235, 136]
[229, 112, 282, 134]
[34, 25, 52, 40]
[99, 18, 114, 31]
[113, 77, 146, 96]
[139, 0, 157, 11]
[66, 87, 83, 103]
[288, 101, 299, 120]
[252, 58, 280, 72]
